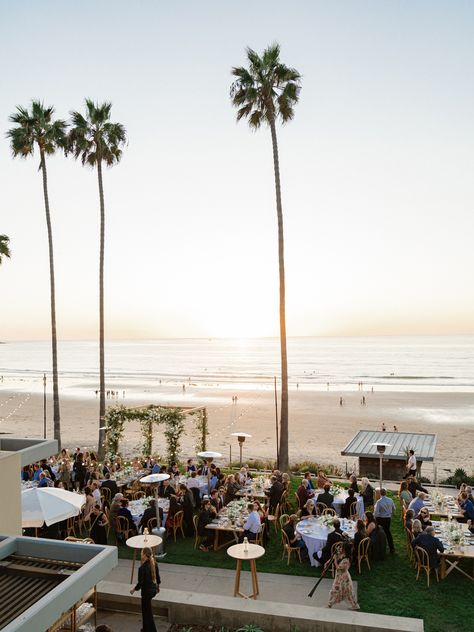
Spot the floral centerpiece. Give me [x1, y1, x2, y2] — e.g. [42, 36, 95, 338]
[320, 513, 335, 528]
[329, 484, 344, 497]
[142, 496, 155, 507]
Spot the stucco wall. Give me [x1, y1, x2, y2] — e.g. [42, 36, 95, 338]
[0, 452, 21, 535]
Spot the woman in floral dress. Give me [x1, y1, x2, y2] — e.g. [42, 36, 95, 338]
[327, 542, 360, 610]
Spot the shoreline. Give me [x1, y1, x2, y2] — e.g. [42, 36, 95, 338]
[1, 384, 473, 476]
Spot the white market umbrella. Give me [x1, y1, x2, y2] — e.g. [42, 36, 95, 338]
[21, 487, 85, 528]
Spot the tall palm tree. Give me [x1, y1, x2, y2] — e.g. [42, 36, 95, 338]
[67, 100, 126, 458]
[0, 235, 11, 264]
[230, 44, 301, 472]
[7, 102, 66, 449]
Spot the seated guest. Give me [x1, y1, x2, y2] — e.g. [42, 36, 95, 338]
[460, 492, 474, 521]
[243, 502, 261, 541]
[301, 499, 317, 517]
[198, 460, 209, 476]
[165, 494, 181, 531]
[304, 472, 315, 490]
[412, 525, 444, 568]
[209, 470, 219, 491]
[317, 519, 344, 567]
[360, 477, 374, 508]
[398, 480, 412, 508]
[272, 469, 283, 483]
[457, 483, 468, 504]
[316, 484, 334, 510]
[369, 521, 387, 561]
[169, 462, 180, 478]
[237, 467, 248, 486]
[40, 458, 56, 481]
[353, 519, 368, 564]
[253, 500, 266, 522]
[364, 511, 377, 537]
[317, 470, 331, 489]
[217, 486, 226, 509]
[151, 462, 161, 474]
[411, 519, 423, 542]
[32, 464, 43, 481]
[159, 479, 174, 499]
[109, 493, 123, 533]
[118, 499, 137, 534]
[101, 473, 119, 498]
[408, 492, 426, 518]
[404, 509, 415, 532]
[296, 479, 314, 508]
[21, 466, 30, 481]
[210, 489, 223, 512]
[224, 475, 240, 505]
[187, 471, 199, 489]
[419, 507, 432, 530]
[408, 476, 427, 499]
[138, 498, 163, 532]
[198, 499, 217, 552]
[349, 475, 359, 493]
[342, 488, 357, 519]
[283, 514, 307, 553]
[83, 486, 96, 521]
[91, 480, 101, 505]
[38, 471, 51, 488]
[186, 458, 196, 473]
[266, 475, 284, 513]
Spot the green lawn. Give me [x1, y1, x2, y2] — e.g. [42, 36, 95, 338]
[115, 478, 474, 632]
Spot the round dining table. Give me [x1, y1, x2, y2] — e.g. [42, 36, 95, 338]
[295, 517, 356, 567]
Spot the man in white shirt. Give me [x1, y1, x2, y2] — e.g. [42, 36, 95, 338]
[91, 481, 101, 505]
[243, 503, 261, 541]
[405, 450, 417, 478]
[186, 472, 200, 489]
[374, 488, 396, 553]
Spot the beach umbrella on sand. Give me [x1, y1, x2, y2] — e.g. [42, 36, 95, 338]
[21, 487, 85, 528]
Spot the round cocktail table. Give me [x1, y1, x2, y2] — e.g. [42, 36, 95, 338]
[227, 543, 265, 599]
[126, 533, 162, 583]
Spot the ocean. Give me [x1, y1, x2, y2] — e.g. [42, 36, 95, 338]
[1, 335, 474, 397]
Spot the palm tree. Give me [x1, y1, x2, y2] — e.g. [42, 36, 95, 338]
[7, 102, 66, 449]
[230, 44, 301, 472]
[0, 235, 11, 264]
[67, 100, 126, 458]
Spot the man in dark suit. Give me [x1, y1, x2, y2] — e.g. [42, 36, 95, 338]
[100, 473, 119, 498]
[158, 479, 174, 499]
[316, 484, 334, 509]
[138, 499, 163, 532]
[266, 476, 283, 513]
[412, 526, 444, 568]
[317, 519, 345, 568]
[179, 483, 195, 536]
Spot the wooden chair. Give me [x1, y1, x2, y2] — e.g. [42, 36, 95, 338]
[322, 508, 337, 517]
[280, 491, 290, 514]
[296, 509, 302, 520]
[101, 486, 111, 505]
[266, 503, 279, 532]
[349, 502, 359, 521]
[255, 523, 266, 547]
[357, 537, 371, 574]
[415, 546, 438, 586]
[115, 515, 134, 542]
[132, 491, 145, 500]
[294, 492, 302, 510]
[65, 517, 77, 538]
[103, 506, 111, 539]
[279, 514, 290, 530]
[405, 527, 415, 565]
[168, 510, 185, 542]
[147, 517, 158, 533]
[192, 514, 202, 549]
[329, 541, 343, 577]
[316, 502, 327, 516]
[281, 529, 302, 565]
[65, 536, 94, 544]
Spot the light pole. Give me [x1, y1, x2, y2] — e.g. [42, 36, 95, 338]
[197, 450, 222, 495]
[371, 442, 391, 490]
[231, 432, 252, 467]
[43, 373, 47, 439]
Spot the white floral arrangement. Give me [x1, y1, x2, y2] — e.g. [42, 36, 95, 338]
[444, 521, 465, 546]
[320, 513, 335, 528]
[330, 485, 344, 497]
[142, 496, 155, 507]
[430, 492, 444, 508]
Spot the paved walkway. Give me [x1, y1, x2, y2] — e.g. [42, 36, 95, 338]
[101, 558, 357, 610]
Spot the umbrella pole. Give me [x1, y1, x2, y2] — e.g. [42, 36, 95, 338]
[155, 484, 161, 528]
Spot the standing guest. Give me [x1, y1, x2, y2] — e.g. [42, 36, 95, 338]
[198, 499, 217, 552]
[360, 477, 374, 509]
[281, 472, 290, 491]
[342, 488, 357, 519]
[58, 459, 71, 490]
[169, 462, 180, 478]
[408, 476, 427, 499]
[301, 499, 317, 517]
[21, 466, 30, 481]
[186, 458, 196, 473]
[178, 483, 194, 536]
[398, 480, 412, 508]
[317, 470, 331, 488]
[266, 475, 283, 513]
[73, 453, 86, 491]
[83, 487, 96, 522]
[109, 493, 124, 536]
[130, 547, 160, 632]
[348, 475, 359, 493]
[158, 479, 174, 499]
[91, 481, 101, 505]
[243, 502, 261, 541]
[327, 542, 360, 610]
[408, 492, 426, 518]
[304, 472, 315, 490]
[316, 484, 334, 510]
[296, 479, 314, 508]
[89, 504, 108, 544]
[373, 488, 395, 554]
[404, 449, 417, 479]
[272, 469, 283, 483]
[412, 525, 444, 570]
[352, 519, 368, 564]
[186, 471, 200, 490]
[33, 463, 43, 481]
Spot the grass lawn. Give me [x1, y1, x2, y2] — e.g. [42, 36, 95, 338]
[115, 477, 474, 632]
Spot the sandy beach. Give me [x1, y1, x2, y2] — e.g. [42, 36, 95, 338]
[1, 379, 473, 478]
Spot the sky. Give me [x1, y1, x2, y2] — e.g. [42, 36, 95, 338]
[1, 1, 473, 341]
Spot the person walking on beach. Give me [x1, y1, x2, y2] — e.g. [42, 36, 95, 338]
[381, 422, 386, 432]
[130, 547, 160, 632]
[339, 396, 343, 406]
[327, 541, 360, 610]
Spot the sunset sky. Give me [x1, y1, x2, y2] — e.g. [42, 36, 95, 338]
[1, 1, 474, 340]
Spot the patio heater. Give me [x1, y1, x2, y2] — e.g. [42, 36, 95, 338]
[371, 442, 391, 490]
[197, 450, 222, 495]
[140, 472, 170, 558]
[231, 432, 252, 467]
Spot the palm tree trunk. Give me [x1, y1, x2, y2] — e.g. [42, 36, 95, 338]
[97, 159, 106, 459]
[40, 149, 61, 451]
[269, 118, 289, 472]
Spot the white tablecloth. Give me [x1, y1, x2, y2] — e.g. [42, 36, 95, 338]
[296, 517, 356, 567]
[314, 488, 364, 520]
[181, 475, 209, 497]
[129, 498, 169, 529]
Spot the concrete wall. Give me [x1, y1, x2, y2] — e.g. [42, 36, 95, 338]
[0, 451, 21, 535]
